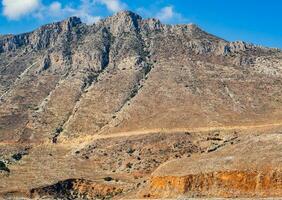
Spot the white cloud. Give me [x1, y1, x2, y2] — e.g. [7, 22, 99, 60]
[2, 0, 40, 20]
[1, 0, 186, 26]
[32, 0, 101, 25]
[80, 14, 101, 25]
[137, 5, 188, 24]
[69, 7, 101, 25]
[49, 1, 62, 13]
[48, 0, 101, 24]
[1, 0, 102, 24]
[94, 0, 127, 12]
[74, 0, 101, 24]
[156, 6, 174, 22]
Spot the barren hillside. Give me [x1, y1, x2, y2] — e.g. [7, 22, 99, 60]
[0, 11, 281, 199]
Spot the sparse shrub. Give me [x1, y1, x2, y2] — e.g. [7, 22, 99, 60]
[126, 147, 135, 154]
[0, 161, 9, 172]
[11, 150, 28, 161]
[104, 177, 113, 181]
[130, 87, 138, 98]
[56, 127, 63, 134]
[12, 153, 22, 161]
[126, 163, 133, 169]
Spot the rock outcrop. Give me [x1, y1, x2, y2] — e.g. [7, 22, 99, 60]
[30, 179, 123, 199]
[147, 134, 282, 198]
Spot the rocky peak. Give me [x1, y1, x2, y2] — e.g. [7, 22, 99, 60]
[59, 16, 82, 31]
[36, 16, 82, 33]
[141, 18, 162, 31]
[0, 17, 82, 53]
[0, 10, 278, 56]
[100, 10, 142, 35]
[115, 10, 142, 20]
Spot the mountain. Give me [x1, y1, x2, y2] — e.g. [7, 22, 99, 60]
[0, 11, 281, 199]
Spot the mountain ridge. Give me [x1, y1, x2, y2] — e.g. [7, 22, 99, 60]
[0, 10, 281, 142]
[1, 11, 280, 53]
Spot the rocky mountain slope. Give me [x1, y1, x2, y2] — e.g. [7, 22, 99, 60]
[0, 11, 281, 199]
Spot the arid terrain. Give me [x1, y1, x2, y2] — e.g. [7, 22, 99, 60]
[0, 11, 282, 199]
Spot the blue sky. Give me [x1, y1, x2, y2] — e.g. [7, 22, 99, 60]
[0, 0, 281, 48]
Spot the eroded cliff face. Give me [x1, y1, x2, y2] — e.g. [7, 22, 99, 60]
[149, 170, 282, 198]
[30, 179, 124, 199]
[145, 134, 282, 199]
[0, 11, 282, 200]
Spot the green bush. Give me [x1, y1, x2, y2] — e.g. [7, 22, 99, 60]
[0, 161, 9, 172]
[104, 177, 113, 181]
